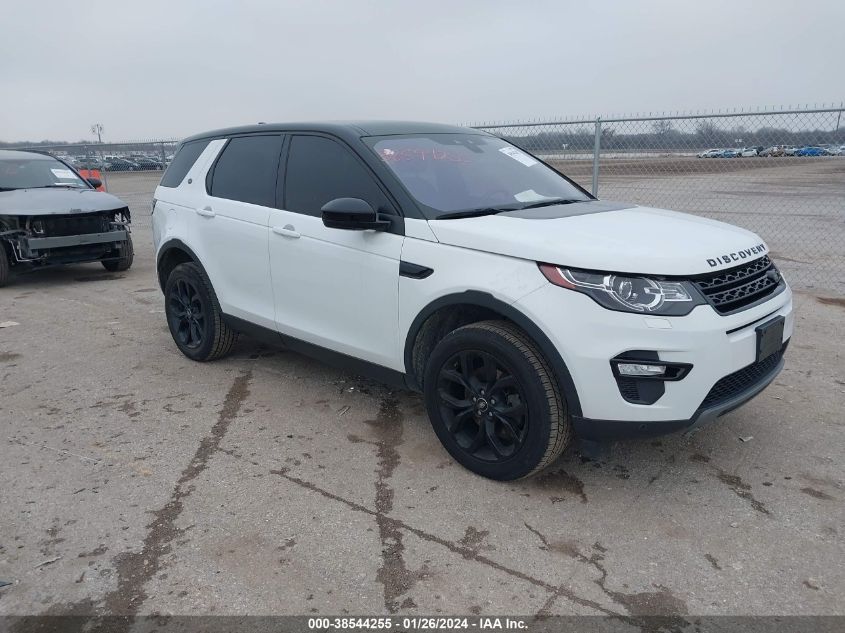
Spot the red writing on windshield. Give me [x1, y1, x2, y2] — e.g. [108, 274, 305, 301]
[378, 148, 471, 164]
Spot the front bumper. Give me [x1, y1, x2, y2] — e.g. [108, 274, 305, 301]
[571, 341, 787, 440]
[515, 280, 793, 436]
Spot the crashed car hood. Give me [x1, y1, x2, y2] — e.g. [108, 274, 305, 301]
[427, 201, 769, 276]
[0, 188, 128, 216]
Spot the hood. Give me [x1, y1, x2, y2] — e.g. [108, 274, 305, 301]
[428, 201, 768, 276]
[0, 188, 128, 216]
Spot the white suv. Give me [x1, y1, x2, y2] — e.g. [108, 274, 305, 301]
[152, 122, 793, 480]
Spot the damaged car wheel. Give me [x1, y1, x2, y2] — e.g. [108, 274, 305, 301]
[102, 235, 134, 272]
[164, 262, 238, 361]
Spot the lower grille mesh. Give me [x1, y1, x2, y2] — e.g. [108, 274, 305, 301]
[701, 342, 788, 409]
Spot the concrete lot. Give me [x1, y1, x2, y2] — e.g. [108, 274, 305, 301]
[0, 169, 843, 622]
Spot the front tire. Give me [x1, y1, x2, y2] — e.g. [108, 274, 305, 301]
[102, 235, 134, 272]
[423, 320, 571, 480]
[164, 262, 238, 361]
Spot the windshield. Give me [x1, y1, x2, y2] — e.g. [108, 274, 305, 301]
[366, 133, 590, 218]
[0, 155, 88, 191]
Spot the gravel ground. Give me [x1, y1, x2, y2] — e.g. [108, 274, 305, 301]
[0, 168, 843, 622]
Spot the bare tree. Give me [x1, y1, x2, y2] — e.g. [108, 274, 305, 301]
[90, 123, 104, 143]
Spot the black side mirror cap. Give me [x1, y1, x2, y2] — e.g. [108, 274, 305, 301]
[321, 198, 390, 231]
[86, 177, 102, 189]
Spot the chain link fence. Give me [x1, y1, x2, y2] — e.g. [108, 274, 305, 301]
[474, 106, 845, 294]
[4, 107, 844, 293]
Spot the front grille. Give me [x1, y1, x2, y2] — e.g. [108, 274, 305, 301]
[700, 342, 787, 409]
[693, 255, 782, 314]
[34, 214, 111, 237]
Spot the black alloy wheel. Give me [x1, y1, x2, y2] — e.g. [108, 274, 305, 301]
[436, 350, 528, 462]
[163, 262, 238, 361]
[423, 320, 571, 480]
[168, 277, 207, 350]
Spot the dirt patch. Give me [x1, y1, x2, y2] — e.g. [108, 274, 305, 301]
[704, 553, 722, 570]
[800, 487, 835, 501]
[0, 351, 22, 363]
[100, 370, 252, 620]
[815, 297, 845, 309]
[529, 468, 588, 503]
[716, 470, 770, 515]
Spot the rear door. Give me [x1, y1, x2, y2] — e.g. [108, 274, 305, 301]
[268, 134, 404, 369]
[194, 134, 283, 329]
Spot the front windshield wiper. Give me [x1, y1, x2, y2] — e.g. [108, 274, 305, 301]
[517, 198, 587, 210]
[435, 206, 522, 220]
[26, 184, 84, 189]
[435, 198, 587, 220]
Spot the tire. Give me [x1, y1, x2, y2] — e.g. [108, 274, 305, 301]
[102, 234, 134, 272]
[164, 262, 238, 361]
[0, 243, 10, 287]
[423, 320, 571, 480]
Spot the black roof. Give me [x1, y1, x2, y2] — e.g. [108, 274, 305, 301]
[181, 120, 487, 144]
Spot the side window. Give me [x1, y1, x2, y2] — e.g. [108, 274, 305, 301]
[284, 135, 389, 217]
[209, 135, 282, 207]
[159, 139, 210, 188]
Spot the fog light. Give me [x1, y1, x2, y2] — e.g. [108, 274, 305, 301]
[617, 363, 667, 377]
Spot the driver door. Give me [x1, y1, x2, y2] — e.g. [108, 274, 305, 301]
[268, 134, 404, 370]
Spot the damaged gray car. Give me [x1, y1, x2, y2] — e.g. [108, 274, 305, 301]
[0, 150, 133, 286]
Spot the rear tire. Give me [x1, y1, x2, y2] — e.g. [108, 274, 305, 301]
[164, 262, 238, 361]
[0, 244, 10, 287]
[423, 320, 571, 480]
[102, 234, 134, 272]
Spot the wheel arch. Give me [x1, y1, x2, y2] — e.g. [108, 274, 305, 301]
[156, 239, 209, 291]
[403, 291, 582, 417]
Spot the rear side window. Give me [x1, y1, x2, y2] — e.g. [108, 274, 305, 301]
[209, 135, 282, 207]
[159, 140, 210, 188]
[284, 135, 389, 217]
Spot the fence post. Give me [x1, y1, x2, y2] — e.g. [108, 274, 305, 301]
[591, 117, 601, 196]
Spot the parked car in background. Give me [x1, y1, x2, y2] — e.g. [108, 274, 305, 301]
[740, 148, 759, 157]
[104, 157, 139, 171]
[783, 146, 799, 156]
[74, 157, 105, 170]
[719, 148, 741, 158]
[132, 157, 164, 170]
[760, 146, 785, 157]
[697, 149, 721, 158]
[794, 146, 830, 157]
[0, 150, 134, 286]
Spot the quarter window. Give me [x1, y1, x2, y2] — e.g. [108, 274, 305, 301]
[160, 139, 210, 188]
[284, 135, 389, 216]
[209, 135, 282, 207]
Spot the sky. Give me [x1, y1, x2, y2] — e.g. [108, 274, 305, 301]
[1, 0, 843, 142]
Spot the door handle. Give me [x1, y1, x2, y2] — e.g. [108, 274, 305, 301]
[272, 224, 300, 238]
[196, 207, 215, 218]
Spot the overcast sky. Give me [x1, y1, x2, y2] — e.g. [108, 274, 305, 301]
[1, 0, 842, 142]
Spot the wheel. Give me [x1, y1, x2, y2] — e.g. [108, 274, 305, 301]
[164, 262, 238, 361]
[0, 244, 10, 287]
[423, 320, 571, 480]
[102, 234, 134, 272]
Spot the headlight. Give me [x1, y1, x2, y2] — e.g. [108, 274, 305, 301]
[539, 264, 705, 316]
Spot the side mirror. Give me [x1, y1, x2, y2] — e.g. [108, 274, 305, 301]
[321, 198, 390, 231]
[86, 177, 102, 189]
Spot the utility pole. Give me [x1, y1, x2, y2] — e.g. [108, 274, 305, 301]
[90, 123, 104, 143]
